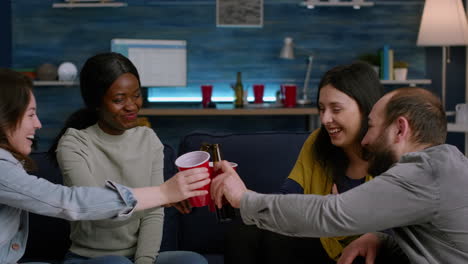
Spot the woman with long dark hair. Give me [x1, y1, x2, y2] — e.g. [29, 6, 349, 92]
[224, 62, 407, 264]
[49, 52, 207, 264]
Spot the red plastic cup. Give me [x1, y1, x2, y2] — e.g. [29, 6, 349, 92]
[253, 84, 265, 104]
[201, 85, 213, 108]
[283, 84, 297, 108]
[175, 151, 211, 207]
[208, 161, 238, 212]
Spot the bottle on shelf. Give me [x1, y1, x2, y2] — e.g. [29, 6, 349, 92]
[232, 72, 244, 108]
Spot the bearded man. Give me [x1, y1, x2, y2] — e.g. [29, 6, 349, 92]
[211, 87, 468, 264]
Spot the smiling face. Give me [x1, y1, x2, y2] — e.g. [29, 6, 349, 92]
[6, 92, 42, 156]
[97, 73, 142, 135]
[318, 84, 363, 149]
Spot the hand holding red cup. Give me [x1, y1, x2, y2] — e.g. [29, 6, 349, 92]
[175, 151, 212, 207]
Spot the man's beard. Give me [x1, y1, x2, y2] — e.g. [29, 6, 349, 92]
[365, 133, 398, 176]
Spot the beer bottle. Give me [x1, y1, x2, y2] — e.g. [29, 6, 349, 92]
[233, 72, 244, 108]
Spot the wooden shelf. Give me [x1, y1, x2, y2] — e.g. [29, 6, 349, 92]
[140, 106, 320, 130]
[447, 123, 468, 133]
[32, 80, 430, 88]
[380, 79, 432, 86]
[33, 80, 78, 86]
[140, 107, 318, 116]
[300, 0, 374, 8]
[52, 1, 127, 8]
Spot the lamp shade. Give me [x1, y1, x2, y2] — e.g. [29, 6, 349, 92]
[417, 0, 468, 46]
[280, 37, 295, 59]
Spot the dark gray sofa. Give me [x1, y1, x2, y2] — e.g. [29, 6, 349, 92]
[21, 130, 311, 264]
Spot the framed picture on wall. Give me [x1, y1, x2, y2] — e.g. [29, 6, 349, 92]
[216, 0, 263, 28]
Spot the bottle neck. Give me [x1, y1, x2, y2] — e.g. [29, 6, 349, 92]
[212, 144, 222, 163]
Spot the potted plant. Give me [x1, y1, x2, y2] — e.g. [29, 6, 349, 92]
[357, 53, 380, 75]
[394, 61, 409, 81]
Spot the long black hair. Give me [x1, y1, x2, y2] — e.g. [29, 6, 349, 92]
[314, 62, 383, 181]
[48, 52, 140, 162]
[0, 68, 36, 171]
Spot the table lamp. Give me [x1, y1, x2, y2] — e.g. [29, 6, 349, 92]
[417, 0, 468, 108]
[280, 37, 313, 105]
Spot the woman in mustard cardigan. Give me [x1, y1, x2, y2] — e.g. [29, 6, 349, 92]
[225, 62, 401, 264]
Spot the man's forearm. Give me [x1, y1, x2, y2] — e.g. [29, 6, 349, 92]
[240, 191, 378, 238]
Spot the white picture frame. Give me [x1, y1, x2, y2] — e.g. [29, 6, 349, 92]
[216, 0, 263, 28]
[111, 39, 187, 87]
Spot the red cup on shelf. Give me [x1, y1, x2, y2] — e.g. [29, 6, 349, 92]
[175, 151, 211, 207]
[282, 84, 297, 108]
[253, 84, 265, 104]
[201, 85, 213, 108]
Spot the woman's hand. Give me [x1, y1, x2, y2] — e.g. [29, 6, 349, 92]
[133, 167, 210, 211]
[160, 167, 210, 204]
[337, 233, 382, 264]
[332, 183, 339, 194]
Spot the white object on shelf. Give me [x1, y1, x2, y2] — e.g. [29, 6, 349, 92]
[380, 79, 431, 86]
[448, 122, 468, 132]
[111, 39, 187, 87]
[58, 62, 78, 81]
[33, 80, 78, 86]
[394, 68, 408, 81]
[456, 103, 468, 124]
[447, 122, 468, 157]
[301, 0, 374, 9]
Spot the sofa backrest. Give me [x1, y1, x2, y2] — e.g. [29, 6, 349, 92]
[175, 130, 310, 254]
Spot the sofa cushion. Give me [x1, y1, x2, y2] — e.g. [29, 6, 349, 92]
[176, 130, 310, 254]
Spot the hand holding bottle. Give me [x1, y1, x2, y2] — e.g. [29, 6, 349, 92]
[209, 144, 236, 222]
[210, 160, 248, 209]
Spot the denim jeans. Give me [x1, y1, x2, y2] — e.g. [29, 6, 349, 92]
[64, 251, 208, 264]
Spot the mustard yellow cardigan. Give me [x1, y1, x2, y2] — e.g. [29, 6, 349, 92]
[288, 128, 373, 260]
